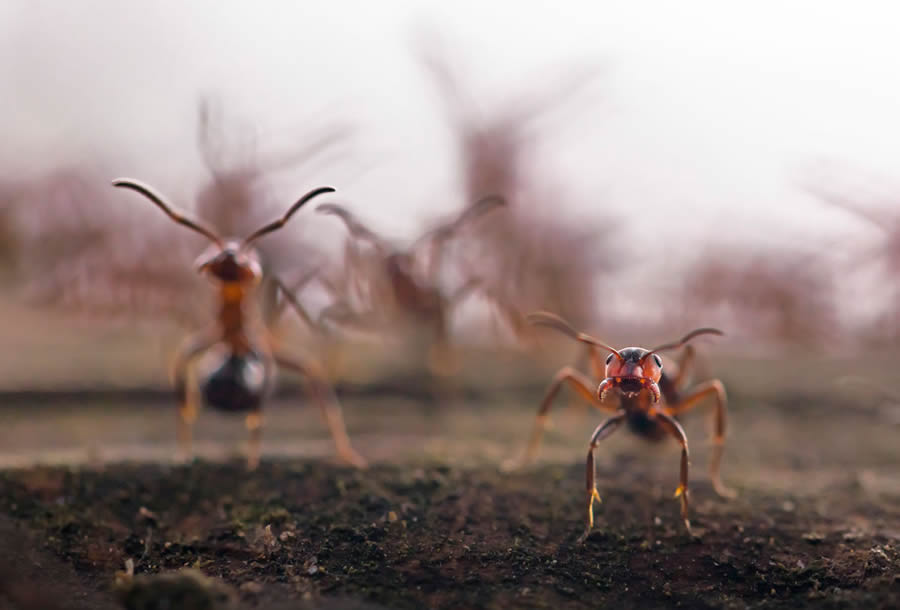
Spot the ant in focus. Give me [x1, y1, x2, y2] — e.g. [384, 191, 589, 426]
[113, 178, 366, 470]
[507, 312, 734, 541]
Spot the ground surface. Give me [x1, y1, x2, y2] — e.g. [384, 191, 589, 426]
[0, 391, 898, 609]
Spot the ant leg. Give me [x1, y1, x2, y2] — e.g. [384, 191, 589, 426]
[446, 271, 527, 345]
[171, 331, 217, 463]
[578, 412, 626, 543]
[656, 412, 692, 533]
[565, 345, 605, 422]
[426, 315, 460, 378]
[664, 380, 735, 499]
[446, 277, 483, 310]
[504, 367, 618, 471]
[273, 353, 367, 468]
[318, 301, 355, 326]
[242, 346, 278, 471]
[484, 291, 530, 344]
[319, 304, 385, 343]
[670, 345, 696, 391]
[318, 301, 380, 330]
[268, 270, 322, 329]
[245, 410, 264, 471]
[583, 345, 607, 380]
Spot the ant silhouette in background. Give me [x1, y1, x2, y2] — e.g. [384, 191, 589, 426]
[113, 178, 366, 470]
[507, 312, 734, 541]
[313, 195, 521, 375]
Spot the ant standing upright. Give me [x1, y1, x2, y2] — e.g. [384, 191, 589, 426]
[113, 178, 366, 470]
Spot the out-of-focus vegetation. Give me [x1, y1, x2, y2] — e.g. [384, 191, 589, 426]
[1, 39, 900, 395]
[680, 245, 839, 349]
[805, 166, 900, 343]
[418, 38, 616, 332]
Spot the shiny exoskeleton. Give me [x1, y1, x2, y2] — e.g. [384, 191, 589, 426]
[113, 178, 366, 469]
[200, 349, 269, 413]
[507, 311, 735, 542]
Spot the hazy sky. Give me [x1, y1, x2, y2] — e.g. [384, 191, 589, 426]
[3, 0, 899, 256]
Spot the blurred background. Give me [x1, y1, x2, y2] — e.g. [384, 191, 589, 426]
[2, 1, 900, 465]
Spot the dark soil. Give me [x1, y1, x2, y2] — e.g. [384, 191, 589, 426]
[0, 393, 898, 609]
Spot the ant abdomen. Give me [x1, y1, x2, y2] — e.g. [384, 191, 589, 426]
[201, 351, 270, 413]
[625, 410, 668, 441]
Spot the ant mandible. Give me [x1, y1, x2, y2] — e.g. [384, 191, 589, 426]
[508, 312, 735, 542]
[112, 178, 366, 470]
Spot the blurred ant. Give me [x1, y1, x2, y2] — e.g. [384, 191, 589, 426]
[113, 178, 366, 470]
[507, 312, 734, 541]
[314, 195, 518, 373]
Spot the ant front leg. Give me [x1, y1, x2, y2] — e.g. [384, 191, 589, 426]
[318, 300, 384, 336]
[171, 330, 218, 463]
[478, 288, 531, 346]
[564, 344, 607, 421]
[670, 345, 696, 391]
[273, 353, 367, 468]
[664, 379, 735, 499]
[244, 408, 264, 471]
[446, 277, 483, 310]
[318, 300, 356, 327]
[504, 367, 619, 471]
[268, 270, 322, 330]
[655, 412, 692, 533]
[578, 411, 626, 543]
[244, 350, 276, 472]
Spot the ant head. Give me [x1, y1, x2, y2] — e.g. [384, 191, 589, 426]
[601, 347, 664, 399]
[195, 241, 262, 284]
[113, 178, 335, 284]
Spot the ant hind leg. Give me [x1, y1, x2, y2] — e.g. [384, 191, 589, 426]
[274, 353, 367, 469]
[504, 367, 618, 472]
[664, 380, 736, 499]
[171, 330, 217, 464]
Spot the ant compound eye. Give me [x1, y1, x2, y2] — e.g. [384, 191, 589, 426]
[652, 354, 663, 368]
[605, 353, 614, 365]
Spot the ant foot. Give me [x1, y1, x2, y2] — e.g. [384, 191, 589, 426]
[339, 447, 368, 469]
[712, 478, 738, 499]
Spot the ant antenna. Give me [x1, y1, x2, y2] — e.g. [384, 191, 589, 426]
[412, 194, 506, 248]
[642, 328, 723, 361]
[316, 203, 386, 247]
[527, 311, 622, 360]
[113, 178, 224, 246]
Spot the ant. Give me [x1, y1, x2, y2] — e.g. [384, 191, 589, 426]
[112, 178, 366, 470]
[313, 195, 516, 373]
[507, 311, 734, 541]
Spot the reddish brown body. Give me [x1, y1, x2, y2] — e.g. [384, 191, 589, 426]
[507, 311, 735, 542]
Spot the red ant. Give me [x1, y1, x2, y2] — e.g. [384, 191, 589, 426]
[112, 178, 366, 470]
[508, 312, 734, 541]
